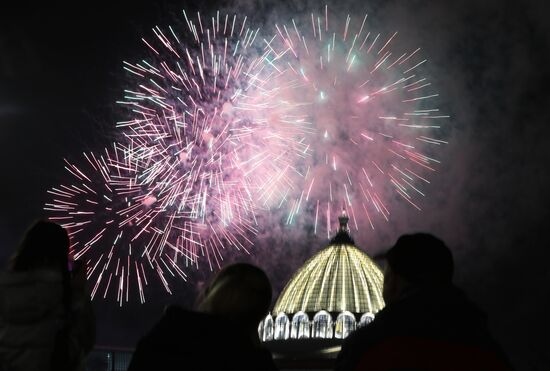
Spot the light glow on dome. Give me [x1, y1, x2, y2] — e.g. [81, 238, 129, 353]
[262, 213, 384, 342]
[273, 244, 384, 314]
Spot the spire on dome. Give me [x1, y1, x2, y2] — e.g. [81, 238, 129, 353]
[338, 209, 349, 232]
[330, 209, 354, 245]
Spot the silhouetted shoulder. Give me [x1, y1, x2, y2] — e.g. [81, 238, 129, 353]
[129, 305, 277, 371]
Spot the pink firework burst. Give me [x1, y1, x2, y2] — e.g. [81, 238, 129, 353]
[45, 11, 279, 303]
[45, 144, 191, 305]
[249, 6, 450, 237]
[114, 11, 268, 268]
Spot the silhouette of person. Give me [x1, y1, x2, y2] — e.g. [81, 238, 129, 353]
[335, 233, 512, 371]
[0, 220, 95, 371]
[128, 262, 277, 371]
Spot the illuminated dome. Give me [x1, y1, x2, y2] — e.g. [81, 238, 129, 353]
[260, 212, 384, 342]
[274, 213, 384, 315]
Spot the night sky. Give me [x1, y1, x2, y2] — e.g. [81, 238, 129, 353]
[1, 1, 549, 369]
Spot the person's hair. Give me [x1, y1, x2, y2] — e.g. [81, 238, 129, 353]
[9, 220, 73, 313]
[386, 233, 454, 286]
[197, 262, 272, 326]
[10, 219, 70, 273]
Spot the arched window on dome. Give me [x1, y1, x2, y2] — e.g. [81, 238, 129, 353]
[262, 314, 274, 341]
[335, 311, 356, 339]
[274, 313, 290, 340]
[258, 320, 264, 341]
[290, 311, 310, 339]
[312, 310, 333, 339]
[358, 312, 375, 328]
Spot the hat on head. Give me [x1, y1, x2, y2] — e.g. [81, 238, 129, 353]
[385, 233, 454, 286]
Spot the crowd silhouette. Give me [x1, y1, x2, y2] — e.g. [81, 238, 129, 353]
[0, 221, 512, 370]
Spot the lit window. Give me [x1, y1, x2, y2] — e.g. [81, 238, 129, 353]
[274, 313, 290, 340]
[312, 310, 333, 338]
[290, 311, 310, 339]
[335, 311, 356, 339]
[359, 312, 375, 328]
[262, 314, 274, 341]
[258, 320, 264, 341]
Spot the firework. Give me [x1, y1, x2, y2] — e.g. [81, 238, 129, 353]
[45, 7, 450, 303]
[115, 11, 270, 268]
[45, 144, 181, 305]
[249, 6, 449, 237]
[115, 10, 318, 267]
[46, 11, 274, 303]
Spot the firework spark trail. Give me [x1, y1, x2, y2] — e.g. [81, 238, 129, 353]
[118, 13, 268, 258]
[47, 10, 309, 303]
[248, 6, 450, 236]
[46, 140, 264, 304]
[45, 11, 286, 303]
[45, 144, 180, 306]
[115, 10, 320, 263]
[45, 7, 450, 303]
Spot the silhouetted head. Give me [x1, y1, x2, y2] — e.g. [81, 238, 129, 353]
[198, 262, 272, 331]
[10, 220, 70, 274]
[383, 233, 454, 304]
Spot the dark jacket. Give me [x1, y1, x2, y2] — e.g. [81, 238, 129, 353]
[128, 305, 277, 371]
[0, 270, 95, 371]
[335, 285, 512, 371]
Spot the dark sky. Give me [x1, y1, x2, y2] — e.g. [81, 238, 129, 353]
[1, 0, 549, 369]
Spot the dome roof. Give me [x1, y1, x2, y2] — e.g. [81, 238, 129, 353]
[273, 213, 385, 315]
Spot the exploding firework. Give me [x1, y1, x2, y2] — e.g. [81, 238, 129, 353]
[116, 10, 265, 255]
[249, 6, 450, 237]
[45, 7, 450, 303]
[114, 10, 318, 270]
[44, 144, 186, 305]
[45, 11, 278, 303]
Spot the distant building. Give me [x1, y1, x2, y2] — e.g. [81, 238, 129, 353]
[260, 212, 385, 367]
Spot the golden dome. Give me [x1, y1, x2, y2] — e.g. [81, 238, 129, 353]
[273, 214, 385, 315]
